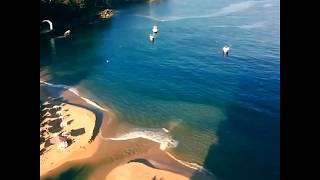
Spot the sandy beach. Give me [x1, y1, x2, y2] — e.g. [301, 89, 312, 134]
[40, 82, 215, 180]
[40, 100, 99, 176]
[105, 162, 189, 180]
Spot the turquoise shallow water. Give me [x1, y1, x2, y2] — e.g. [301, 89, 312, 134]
[40, 0, 279, 179]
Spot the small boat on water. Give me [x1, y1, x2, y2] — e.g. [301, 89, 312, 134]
[223, 46, 230, 56]
[152, 25, 158, 33]
[64, 30, 71, 37]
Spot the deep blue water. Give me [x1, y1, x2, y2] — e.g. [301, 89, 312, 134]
[40, 0, 279, 179]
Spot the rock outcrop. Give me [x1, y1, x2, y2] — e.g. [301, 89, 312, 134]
[40, 0, 148, 32]
[99, 9, 113, 19]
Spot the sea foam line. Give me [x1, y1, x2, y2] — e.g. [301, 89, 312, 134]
[238, 21, 266, 29]
[165, 152, 215, 177]
[102, 128, 179, 151]
[79, 96, 108, 111]
[40, 80, 107, 112]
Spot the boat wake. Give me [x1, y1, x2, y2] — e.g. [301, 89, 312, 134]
[238, 21, 266, 29]
[134, 1, 262, 22]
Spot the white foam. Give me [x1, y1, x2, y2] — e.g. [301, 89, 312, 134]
[40, 80, 70, 89]
[162, 128, 169, 133]
[238, 21, 266, 29]
[40, 80, 107, 112]
[166, 152, 215, 177]
[80, 97, 108, 111]
[54, 35, 66, 39]
[40, 81, 78, 97]
[106, 128, 179, 151]
[68, 88, 80, 96]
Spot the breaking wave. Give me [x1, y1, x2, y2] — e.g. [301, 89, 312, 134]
[105, 127, 179, 151]
[40, 80, 107, 111]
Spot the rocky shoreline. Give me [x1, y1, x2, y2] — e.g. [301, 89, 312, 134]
[40, 0, 148, 33]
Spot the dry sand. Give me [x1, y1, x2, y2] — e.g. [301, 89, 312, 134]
[105, 162, 189, 180]
[40, 103, 97, 176]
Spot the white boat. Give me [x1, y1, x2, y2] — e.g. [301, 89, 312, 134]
[152, 25, 158, 33]
[64, 30, 71, 37]
[149, 34, 155, 42]
[222, 46, 230, 55]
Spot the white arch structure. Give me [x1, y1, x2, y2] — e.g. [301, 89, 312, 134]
[42, 20, 53, 31]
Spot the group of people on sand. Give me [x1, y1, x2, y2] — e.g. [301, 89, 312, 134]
[42, 96, 67, 126]
[40, 96, 73, 151]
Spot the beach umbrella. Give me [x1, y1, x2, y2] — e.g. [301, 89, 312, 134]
[61, 131, 71, 137]
[52, 105, 60, 110]
[43, 101, 50, 106]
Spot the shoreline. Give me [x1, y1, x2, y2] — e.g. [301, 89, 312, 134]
[40, 80, 215, 179]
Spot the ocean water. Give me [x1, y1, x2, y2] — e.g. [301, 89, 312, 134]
[40, 0, 280, 179]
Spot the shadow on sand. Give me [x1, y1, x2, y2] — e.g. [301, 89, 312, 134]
[43, 165, 93, 180]
[48, 118, 63, 133]
[63, 101, 104, 143]
[70, 128, 86, 136]
[128, 158, 157, 168]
